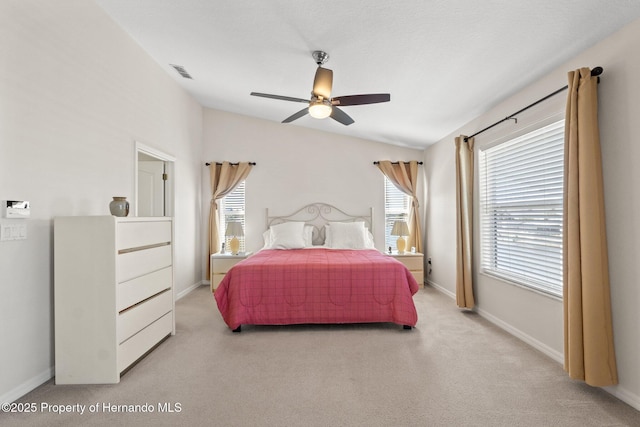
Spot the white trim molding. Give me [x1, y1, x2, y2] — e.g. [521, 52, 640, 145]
[425, 279, 455, 299]
[427, 279, 640, 410]
[0, 367, 53, 404]
[176, 281, 207, 301]
[603, 386, 640, 412]
[428, 279, 562, 363]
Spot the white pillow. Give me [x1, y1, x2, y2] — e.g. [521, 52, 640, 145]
[326, 221, 369, 249]
[269, 222, 306, 249]
[263, 223, 314, 248]
[324, 223, 375, 249]
[262, 230, 272, 248]
[364, 230, 375, 249]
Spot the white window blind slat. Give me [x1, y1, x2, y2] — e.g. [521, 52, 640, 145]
[479, 120, 564, 297]
[384, 177, 410, 250]
[219, 181, 246, 252]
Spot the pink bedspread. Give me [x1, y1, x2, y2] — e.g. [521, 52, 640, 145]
[214, 249, 419, 330]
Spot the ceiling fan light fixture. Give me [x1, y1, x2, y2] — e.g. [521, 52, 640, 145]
[308, 98, 332, 119]
[250, 50, 389, 126]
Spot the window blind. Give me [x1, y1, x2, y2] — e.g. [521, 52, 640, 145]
[384, 177, 410, 250]
[220, 181, 246, 252]
[479, 120, 564, 297]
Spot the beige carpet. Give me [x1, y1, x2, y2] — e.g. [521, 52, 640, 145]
[2, 285, 639, 427]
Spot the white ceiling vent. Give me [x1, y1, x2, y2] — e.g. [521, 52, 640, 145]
[170, 64, 192, 79]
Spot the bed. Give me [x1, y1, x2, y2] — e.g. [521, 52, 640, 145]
[213, 203, 419, 331]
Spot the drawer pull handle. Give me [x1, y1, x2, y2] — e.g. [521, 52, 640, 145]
[119, 288, 171, 314]
[118, 241, 170, 254]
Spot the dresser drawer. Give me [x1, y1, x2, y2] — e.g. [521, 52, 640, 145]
[411, 271, 424, 285]
[118, 289, 173, 343]
[117, 220, 171, 251]
[118, 244, 172, 283]
[118, 312, 173, 373]
[117, 266, 172, 312]
[212, 273, 225, 290]
[213, 258, 245, 274]
[399, 256, 423, 271]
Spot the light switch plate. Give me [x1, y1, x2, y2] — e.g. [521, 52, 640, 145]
[0, 221, 27, 241]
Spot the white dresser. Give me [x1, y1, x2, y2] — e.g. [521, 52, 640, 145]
[54, 216, 174, 384]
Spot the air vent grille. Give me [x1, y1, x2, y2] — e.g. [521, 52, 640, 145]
[170, 64, 193, 79]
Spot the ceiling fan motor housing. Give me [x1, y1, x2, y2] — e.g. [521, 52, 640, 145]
[312, 50, 329, 65]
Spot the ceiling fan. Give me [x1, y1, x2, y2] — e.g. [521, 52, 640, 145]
[250, 51, 390, 126]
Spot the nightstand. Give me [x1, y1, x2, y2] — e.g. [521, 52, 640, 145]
[210, 252, 252, 292]
[387, 251, 424, 288]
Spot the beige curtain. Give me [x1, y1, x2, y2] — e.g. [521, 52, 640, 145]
[376, 160, 423, 253]
[208, 161, 253, 276]
[455, 136, 475, 309]
[563, 68, 617, 386]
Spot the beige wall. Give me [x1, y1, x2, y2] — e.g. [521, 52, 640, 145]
[424, 17, 640, 409]
[201, 109, 425, 254]
[0, 1, 203, 402]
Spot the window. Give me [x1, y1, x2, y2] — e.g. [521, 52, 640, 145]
[219, 181, 246, 252]
[479, 120, 564, 297]
[384, 177, 411, 250]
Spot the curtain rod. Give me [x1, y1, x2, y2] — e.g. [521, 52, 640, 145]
[205, 162, 257, 166]
[464, 66, 603, 142]
[373, 161, 423, 165]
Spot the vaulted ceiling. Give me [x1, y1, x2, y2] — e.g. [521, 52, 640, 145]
[95, 0, 640, 148]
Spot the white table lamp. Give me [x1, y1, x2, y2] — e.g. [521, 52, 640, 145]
[225, 222, 244, 255]
[391, 220, 410, 254]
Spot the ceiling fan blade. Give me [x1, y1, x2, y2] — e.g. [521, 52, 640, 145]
[330, 107, 354, 126]
[332, 94, 390, 106]
[250, 92, 309, 104]
[312, 67, 333, 99]
[282, 108, 309, 123]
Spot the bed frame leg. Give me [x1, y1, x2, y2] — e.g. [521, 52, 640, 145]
[403, 325, 412, 330]
[232, 326, 242, 333]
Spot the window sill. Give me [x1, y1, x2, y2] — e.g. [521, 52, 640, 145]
[478, 271, 563, 302]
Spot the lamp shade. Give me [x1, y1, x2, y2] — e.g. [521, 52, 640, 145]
[391, 220, 410, 237]
[225, 221, 244, 237]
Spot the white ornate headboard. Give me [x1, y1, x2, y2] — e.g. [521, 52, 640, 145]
[266, 202, 373, 246]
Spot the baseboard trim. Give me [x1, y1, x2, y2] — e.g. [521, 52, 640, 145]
[425, 279, 455, 299]
[604, 385, 640, 411]
[426, 279, 640, 410]
[176, 280, 205, 300]
[474, 306, 564, 364]
[2, 281, 206, 403]
[427, 279, 562, 363]
[0, 367, 53, 404]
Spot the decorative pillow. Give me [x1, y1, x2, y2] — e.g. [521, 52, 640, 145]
[326, 221, 368, 249]
[269, 222, 306, 249]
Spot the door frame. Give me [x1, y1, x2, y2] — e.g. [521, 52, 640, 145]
[134, 141, 176, 217]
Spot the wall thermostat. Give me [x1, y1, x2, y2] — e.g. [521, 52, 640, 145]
[2, 200, 31, 218]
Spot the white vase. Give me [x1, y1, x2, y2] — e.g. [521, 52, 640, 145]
[109, 197, 129, 217]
